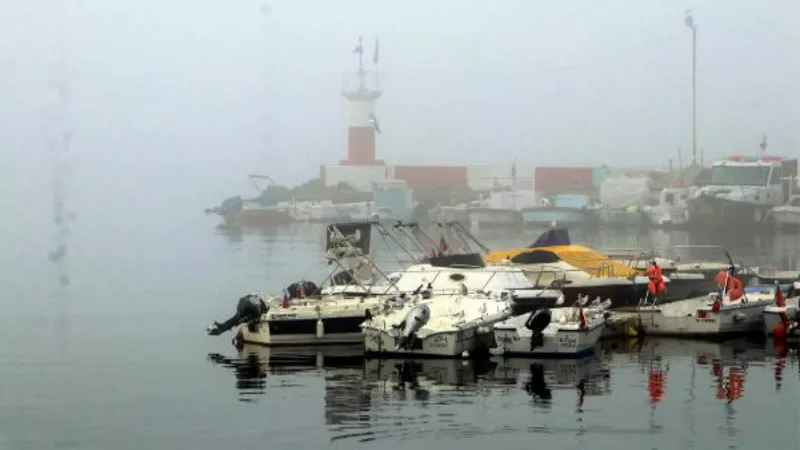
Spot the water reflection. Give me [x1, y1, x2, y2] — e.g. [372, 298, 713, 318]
[207, 338, 799, 445]
[207, 344, 364, 402]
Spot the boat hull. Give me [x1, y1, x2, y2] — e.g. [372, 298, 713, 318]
[648, 207, 689, 229]
[224, 209, 294, 227]
[686, 194, 774, 231]
[637, 299, 769, 338]
[237, 311, 372, 346]
[363, 326, 485, 357]
[492, 321, 605, 358]
[763, 299, 800, 336]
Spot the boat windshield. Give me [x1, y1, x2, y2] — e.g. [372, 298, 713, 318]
[710, 165, 770, 186]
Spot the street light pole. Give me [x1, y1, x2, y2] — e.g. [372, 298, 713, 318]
[685, 10, 698, 166]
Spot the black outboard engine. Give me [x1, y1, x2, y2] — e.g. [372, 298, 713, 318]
[285, 281, 319, 299]
[207, 294, 269, 336]
[524, 308, 552, 351]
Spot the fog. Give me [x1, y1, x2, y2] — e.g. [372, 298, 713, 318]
[0, 0, 798, 317]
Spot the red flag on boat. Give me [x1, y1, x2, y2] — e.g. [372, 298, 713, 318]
[775, 281, 785, 307]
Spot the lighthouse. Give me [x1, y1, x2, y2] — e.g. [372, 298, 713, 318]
[340, 36, 383, 166]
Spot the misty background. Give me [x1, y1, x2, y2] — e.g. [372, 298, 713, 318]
[0, 0, 798, 318]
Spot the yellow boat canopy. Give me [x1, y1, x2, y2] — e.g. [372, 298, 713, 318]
[484, 244, 640, 278]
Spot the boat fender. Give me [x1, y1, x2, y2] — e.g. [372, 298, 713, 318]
[316, 318, 324, 338]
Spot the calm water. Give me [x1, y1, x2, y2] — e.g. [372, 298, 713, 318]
[2, 220, 799, 450]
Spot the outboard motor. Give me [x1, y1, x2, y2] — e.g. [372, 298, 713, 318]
[285, 281, 319, 299]
[396, 304, 431, 350]
[524, 308, 552, 351]
[207, 294, 269, 336]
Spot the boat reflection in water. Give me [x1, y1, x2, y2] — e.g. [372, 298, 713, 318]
[363, 357, 498, 396]
[489, 349, 611, 407]
[207, 344, 365, 403]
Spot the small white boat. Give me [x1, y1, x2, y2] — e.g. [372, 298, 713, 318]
[490, 304, 608, 358]
[646, 187, 690, 228]
[207, 290, 394, 346]
[361, 291, 513, 357]
[768, 194, 800, 232]
[763, 281, 800, 337]
[635, 290, 773, 338]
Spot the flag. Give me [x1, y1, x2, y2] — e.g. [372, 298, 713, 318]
[353, 36, 363, 55]
[775, 281, 785, 307]
[373, 38, 379, 64]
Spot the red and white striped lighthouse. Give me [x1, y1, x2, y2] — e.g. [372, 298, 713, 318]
[340, 36, 383, 166]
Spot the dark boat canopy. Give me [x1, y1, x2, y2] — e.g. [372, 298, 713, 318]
[528, 227, 571, 248]
[509, 249, 562, 264]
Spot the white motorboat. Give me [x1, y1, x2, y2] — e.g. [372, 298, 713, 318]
[361, 291, 513, 357]
[646, 187, 690, 228]
[323, 263, 565, 316]
[206, 222, 398, 347]
[490, 302, 609, 358]
[206, 289, 395, 346]
[763, 281, 800, 337]
[635, 289, 773, 338]
[767, 194, 800, 232]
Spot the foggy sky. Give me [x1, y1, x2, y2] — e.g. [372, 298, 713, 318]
[0, 0, 798, 316]
[2, 0, 799, 193]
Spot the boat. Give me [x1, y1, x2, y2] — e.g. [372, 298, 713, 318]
[291, 199, 372, 223]
[763, 281, 800, 337]
[605, 249, 738, 302]
[594, 176, 653, 229]
[466, 189, 539, 229]
[521, 194, 597, 229]
[206, 222, 399, 346]
[634, 283, 774, 339]
[754, 267, 800, 285]
[645, 187, 690, 229]
[321, 221, 566, 315]
[685, 150, 797, 231]
[361, 290, 513, 357]
[484, 228, 653, 309]
[205, 175, 298, 228]
[768, 194, 800, 232]
[490, 301, 610, 358]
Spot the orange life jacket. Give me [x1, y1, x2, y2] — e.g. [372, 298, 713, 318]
[646, 265, 666, 296]
[714, 271, 743, 301]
